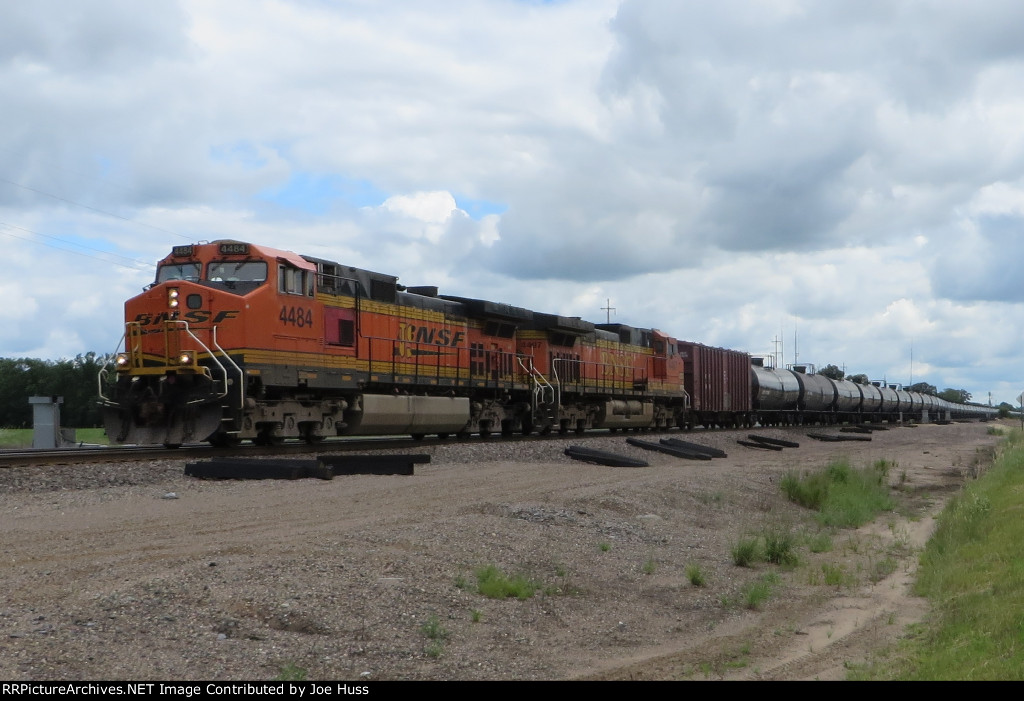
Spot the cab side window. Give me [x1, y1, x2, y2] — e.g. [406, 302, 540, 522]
[278, 264, 314, 296]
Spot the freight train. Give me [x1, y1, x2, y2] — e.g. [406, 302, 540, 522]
[98, 240, 995, 447]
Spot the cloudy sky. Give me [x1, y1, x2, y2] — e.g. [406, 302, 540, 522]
[2, 0, 1023, 405]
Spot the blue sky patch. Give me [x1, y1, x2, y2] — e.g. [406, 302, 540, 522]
[456, 196, 507, 220]
[258, 173, 388, 214]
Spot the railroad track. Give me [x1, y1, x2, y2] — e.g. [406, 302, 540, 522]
[0, 421, 926, 469]
[0, 435, 435, 468]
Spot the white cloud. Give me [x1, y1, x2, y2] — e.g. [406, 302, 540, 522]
[1, 0, 1023, 403]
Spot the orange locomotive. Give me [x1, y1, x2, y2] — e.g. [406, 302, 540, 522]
[99, 240, 693, 446]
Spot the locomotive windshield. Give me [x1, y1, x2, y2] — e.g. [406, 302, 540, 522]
[156, 262, 201, 283]
[207, 261, 268, 283]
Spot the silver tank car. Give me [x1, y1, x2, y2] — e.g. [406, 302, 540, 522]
[858, 383, 883, 414]
[831, 378, 863, 414]
[750, 361, 800, 412]
[791, 365, 837, 413]
[896, 388, 913, 415]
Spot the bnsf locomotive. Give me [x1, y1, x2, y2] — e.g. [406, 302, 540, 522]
[98, 240, 994, 447]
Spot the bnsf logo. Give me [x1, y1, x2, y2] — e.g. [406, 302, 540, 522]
[133, 310, 240, 325]
[397, 322, 465, 347]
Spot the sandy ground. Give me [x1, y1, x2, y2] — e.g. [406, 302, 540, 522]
[0, 420, 1005, 681]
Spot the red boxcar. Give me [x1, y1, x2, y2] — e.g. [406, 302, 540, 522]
[677, 341, 752, 427]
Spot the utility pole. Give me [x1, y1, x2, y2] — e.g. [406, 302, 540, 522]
[601, 299, 616, 324]
[909, 340, 913, 387]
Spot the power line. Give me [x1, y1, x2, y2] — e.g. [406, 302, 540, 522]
[0, 223, 154, 272]
[0, 221, 154, 269]
[0, 173, 192, 240]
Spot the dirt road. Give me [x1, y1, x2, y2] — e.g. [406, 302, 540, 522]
[0, 421, 1003, 680]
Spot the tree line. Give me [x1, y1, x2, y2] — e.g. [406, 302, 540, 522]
[817, 364, 974, 404]
[0, 353, 111, 428]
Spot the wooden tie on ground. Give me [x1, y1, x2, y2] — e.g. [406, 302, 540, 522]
[659, 437, 728, 458]
[625, 437, 712, 460]
[737, 439, 784, 451]
[185, 454, 430, 480]
[320, 454, 430, 476]
[806, 432, 872, 442]
[564, 445, 649, 468]
[746, 434, 800, 448]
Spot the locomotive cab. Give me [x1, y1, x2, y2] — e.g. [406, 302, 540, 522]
[99, 241, 285, 446]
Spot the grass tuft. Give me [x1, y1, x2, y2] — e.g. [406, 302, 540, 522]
[420, 614, 449, 640]
[742, 573, 779, 610]
[275, 662, 308, 681]
[782, 458, 895, 527]
[731, 536, 761, 567]
[475, 565, 537, 600]
[763, 528, 798, 567]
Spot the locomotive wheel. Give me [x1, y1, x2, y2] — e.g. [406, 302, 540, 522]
[254, 430, 284, 446]
[207, 433, 241, 448]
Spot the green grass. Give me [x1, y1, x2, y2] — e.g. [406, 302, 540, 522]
[806, 531, 834, 553]
[0, 427, 109, 448]
[731, 536, 761, 567]
[742, 573, 779, 610]
[475, 565, 537, 600]
[686, 563, 706, 587]
[860, 430, 1024, 680]
[820, 562, 854, 587]
[763, 528, 798, 567]
[782, 458, 895, 527]
[420, 614, 449, 640]
[274, 662, 308, 681]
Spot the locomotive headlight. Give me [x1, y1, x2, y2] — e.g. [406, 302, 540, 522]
[178, 352, 193, 365]
[115, 353, 130, 368]
[168, 287, 180, 308]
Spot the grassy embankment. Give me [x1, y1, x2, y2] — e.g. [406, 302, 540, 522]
[859, 427, 1024, 680]
[0, 428, 109, 448]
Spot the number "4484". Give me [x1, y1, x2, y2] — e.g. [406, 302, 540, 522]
[279, 306, 313, 328]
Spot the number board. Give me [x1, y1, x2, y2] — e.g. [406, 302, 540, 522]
[218, 243, 249, 255]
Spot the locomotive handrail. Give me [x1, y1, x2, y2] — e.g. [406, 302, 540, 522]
[97, 330, 129, 405]
[517, 356, 557, 413]
[166, 320, 230, 406]
[211, 325, 245, 410]
[552, 356, 649, 396]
